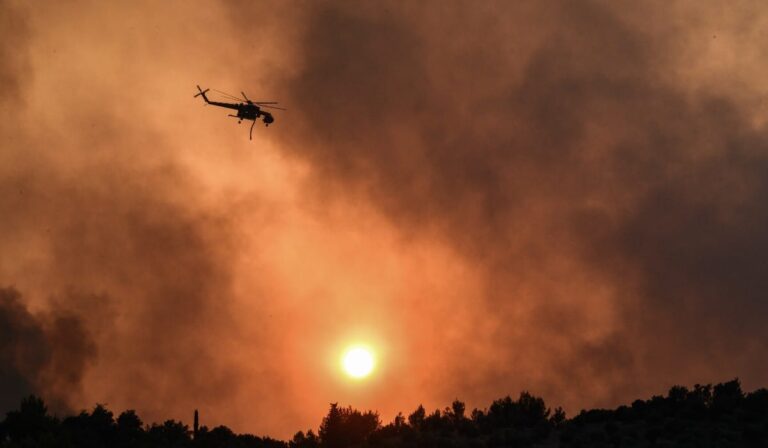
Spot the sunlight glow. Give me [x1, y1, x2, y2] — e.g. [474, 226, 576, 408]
[342, 346, 375, 379]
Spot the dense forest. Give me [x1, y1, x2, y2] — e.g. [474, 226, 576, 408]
[2, 379, 767, 447]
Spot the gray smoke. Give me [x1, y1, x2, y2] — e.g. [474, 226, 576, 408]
[260, 0, 768, 409]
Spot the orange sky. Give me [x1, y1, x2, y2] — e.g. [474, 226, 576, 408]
[2, 0, 768, 439]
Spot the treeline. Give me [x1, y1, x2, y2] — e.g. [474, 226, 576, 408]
[0, 398, 284, 448]
[1, 379, 767, 447]
[559, 379, 768, 448]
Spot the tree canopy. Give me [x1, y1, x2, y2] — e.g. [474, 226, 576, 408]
[1, 379, 766, 447]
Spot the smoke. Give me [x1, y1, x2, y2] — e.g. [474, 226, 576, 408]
[0, 287, 96, 413]
[2, 0, 768, 439]
[263, 0, 768, 410]
[0, 288, 52, 412]
[0, 0, 290, 432]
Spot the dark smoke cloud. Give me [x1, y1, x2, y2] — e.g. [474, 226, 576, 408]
[0, 288, 50, 412]
[0, 288, 95, 413]
[0, 121, 252, 421]
[262, 0, 768, 411]
[0, 0, 287, 431]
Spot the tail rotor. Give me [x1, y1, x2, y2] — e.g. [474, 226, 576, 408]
[194, 85, 210, 102]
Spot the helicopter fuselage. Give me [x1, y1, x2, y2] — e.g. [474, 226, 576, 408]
[205, 100, 272, 124]
[195, 85, 278, 139]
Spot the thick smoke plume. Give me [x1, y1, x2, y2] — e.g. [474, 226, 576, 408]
[2, 0, 768, 438]
[265, 0, 768, 414]
[0, 0, 289, 433]
[0, 288, 95, 413]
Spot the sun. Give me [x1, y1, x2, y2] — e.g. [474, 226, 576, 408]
[341, 346, 375, 379]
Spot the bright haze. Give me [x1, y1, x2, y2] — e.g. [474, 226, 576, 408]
[2, 0, 768, 439]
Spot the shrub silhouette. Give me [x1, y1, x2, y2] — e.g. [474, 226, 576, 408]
[318, 403, 379, 448]
[1, 395, 58, 446]
[2, 379, 767, 447]
[289, 429, 320, 448]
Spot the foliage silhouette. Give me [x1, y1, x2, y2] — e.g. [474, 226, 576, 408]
[2, 379, 767, 447]
[318, 403, 379, 448]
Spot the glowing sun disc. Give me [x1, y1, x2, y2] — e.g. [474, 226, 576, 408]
[342, 347, 375, 378]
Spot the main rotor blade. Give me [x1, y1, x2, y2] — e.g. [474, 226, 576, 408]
[211, 89, 281, 108]
[212, 89, 244, 101]
[260, 105, 287, 111]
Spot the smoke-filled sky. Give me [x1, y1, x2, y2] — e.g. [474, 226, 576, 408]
[2, 0, 768, 439]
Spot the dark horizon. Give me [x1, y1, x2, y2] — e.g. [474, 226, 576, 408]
[2, 378, 766, 447]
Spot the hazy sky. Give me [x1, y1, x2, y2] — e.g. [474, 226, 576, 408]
[2, 0, 768, 439]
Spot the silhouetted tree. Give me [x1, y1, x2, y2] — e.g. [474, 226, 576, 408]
[713, 378, 743, 412]
[1, 395, 58, 447]
[392, 413, 405, 429]
[2, 379, 768, 448]
[318, 403, 379, 448]
[689, 383, 713, 407]
[290, 430, 320, 448]
[146, 420, 191, 448]
[550, 407, 566, 428]
[485, 391, 550, 430]
[422, 409, 444, 433]
[407, 405, 425, 429]
[58, 403, 119, 448]
[197, 425, 238, 448]
[116, 410, 144, 447]
[516, 392, 550, 427]
[669, 384, 687, 400]
[444, 399, 466, 428]
[744, 388, 768, 414]
[318, 403, 343, 448]
[90, 404, 117, 445]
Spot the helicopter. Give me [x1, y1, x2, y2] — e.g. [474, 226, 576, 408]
[194, 85, 285, 139]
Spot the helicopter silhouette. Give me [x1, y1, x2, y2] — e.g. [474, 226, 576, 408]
[194, 85, 285, 139]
